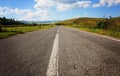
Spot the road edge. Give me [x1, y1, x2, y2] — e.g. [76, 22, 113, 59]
[65, 26, 120, 42]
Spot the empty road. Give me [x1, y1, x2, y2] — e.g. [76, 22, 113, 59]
[0, 26, 120, 76]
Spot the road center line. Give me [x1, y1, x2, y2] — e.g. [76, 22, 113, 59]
[46, 29, 59, 76]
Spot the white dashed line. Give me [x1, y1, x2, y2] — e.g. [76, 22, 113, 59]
[46, 29, 59, 76]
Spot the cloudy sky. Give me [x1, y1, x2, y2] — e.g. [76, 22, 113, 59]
[0, 0, 120, 21]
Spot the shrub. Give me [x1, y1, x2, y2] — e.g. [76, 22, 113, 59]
[0, 25, 3, 32]
[97, 21, 107, 29]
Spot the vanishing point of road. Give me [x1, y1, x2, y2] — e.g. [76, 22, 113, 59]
[0, 26, 120, 76]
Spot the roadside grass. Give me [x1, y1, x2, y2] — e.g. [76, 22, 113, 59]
[67, 26, 120, 39]
[0, 32, 17, 38]
[0, 25, 53, 39]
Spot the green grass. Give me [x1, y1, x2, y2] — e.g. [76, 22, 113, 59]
[0, 32, 17, 38]
[0, 25, 53, 39]
[68, 26, 120, 39]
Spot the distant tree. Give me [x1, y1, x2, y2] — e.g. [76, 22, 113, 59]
[0, 17, 25, 26]
[31, 23, 37, 26]
[97, 21, 107, 29]
[0, 25, 3, 32]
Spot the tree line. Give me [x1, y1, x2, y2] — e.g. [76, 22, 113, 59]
[0, 17, 24, 26]
[0, 17, 26, 32]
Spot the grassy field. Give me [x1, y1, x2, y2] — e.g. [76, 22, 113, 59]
[0, 25, 53, 39]
[68, 26, 120, 39]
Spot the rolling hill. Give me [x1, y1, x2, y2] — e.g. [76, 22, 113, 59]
[55, 17, 120, 27]
[55, 17, 120, 38]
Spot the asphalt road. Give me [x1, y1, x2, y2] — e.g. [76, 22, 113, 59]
[0, 27, 57, 76]
[59, 27, 120, 76]
[0, 26, 120, 76]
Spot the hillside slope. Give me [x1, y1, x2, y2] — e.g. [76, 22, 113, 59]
[56, 17, 120, 28]
[56, 17, 103, 26]
[55, 17, 120, 38]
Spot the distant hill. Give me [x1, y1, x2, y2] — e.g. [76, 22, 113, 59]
[55, 17, 120, 26]
[21, 20, 59, 24]
[55, 17, 104, 26]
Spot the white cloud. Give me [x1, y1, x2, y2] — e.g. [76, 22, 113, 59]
[34, 0, 91, 11]
[0, 6, 54, 21]
[56, 3, 72, 11]
[12, 8, 30, 14]
[0, 7, 13, 16]
[57, 1, 91, 11]
[21, 9, 54, 21]
[93, 0, 120, 7]
[0, 0, 91, 20]
[0, 6, 30, 16]
[34, 0, 54, 9]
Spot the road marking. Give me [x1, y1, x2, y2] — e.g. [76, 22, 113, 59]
[46, 29, 59, 76]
